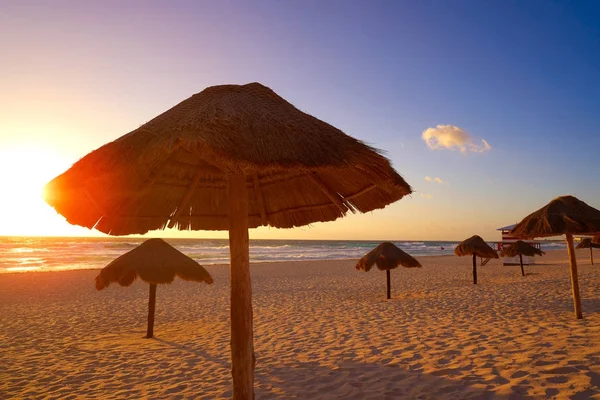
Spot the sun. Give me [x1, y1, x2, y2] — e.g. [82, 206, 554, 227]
[0, 145, 96, 236]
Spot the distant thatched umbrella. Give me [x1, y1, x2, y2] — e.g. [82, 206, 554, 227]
[43, 83, 412, 399]
[500, 240, 545, 276]
[510, 195, 600, 319]
[576, 238, 600, 265]
[454, 235, 499, 284]
[356, 242, 422, 299]
[96, 238, 213, 338]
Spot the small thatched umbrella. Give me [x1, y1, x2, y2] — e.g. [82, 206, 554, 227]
[510, 195, 600, 319]
[500, 240, 545, 276]
[356, 242, 422, 299]
[454, 235, 499, 284]
[96, 238, 213, 338]
[576, 238, 600, 265]
[43, 83, 412, 399]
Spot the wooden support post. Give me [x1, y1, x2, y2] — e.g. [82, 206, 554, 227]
[146, 284, 157, 339]
[519, 254, 525, 277]
[590, 247, 594, 265]
[386, 270, 391, 300]
[472, 253, 477, 284]
[566, 234, 583, 319]
[228, 174, 255, 400]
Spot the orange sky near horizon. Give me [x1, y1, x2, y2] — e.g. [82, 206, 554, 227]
[0, 139, 482, 240]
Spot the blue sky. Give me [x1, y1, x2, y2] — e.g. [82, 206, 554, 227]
[1, 0, 599, 240]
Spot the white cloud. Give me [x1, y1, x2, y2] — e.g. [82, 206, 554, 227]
[422, 125, 491, 153]
[425, 176, 445, 184]
[420, 193, 433, 199]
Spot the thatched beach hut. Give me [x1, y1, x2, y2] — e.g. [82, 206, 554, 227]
[500, 240, 544, 276]
[454, 235, 499, 284]
[43, 82, 412, 399]
[356, 242, 421, 299]
[96, 238, 213, 338]
[576, 238, 600, 265]
[510, 195, 600, 319]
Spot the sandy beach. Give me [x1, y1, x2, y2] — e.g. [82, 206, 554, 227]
[2, 249, 600, 399]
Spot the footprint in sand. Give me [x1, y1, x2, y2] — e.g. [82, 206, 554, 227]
[511, 384, 533, 394]
[546, 376, 569, 384]
[510, 370, 528, 379]
[542, 366, 579, 374]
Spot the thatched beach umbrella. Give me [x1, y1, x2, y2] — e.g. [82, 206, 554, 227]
[96, 238, 213, 338]
[510, 195, 600, 319]
[43, 83, 412, 399]
[499, 240, 545, 276]
[454, 235, 499, 284]
[576, 238, 600, 265]
[356, 242, 422, 299]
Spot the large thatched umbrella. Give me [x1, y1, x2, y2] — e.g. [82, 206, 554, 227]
[356, 242, 421, 299]
[43, 83, 412, 399]
[96, 238, 213, 338]
[576, 238, 600, 265]
[499, 240, 545, 276]
[510, 195, 600, 319]
[454, 235, 499, 284]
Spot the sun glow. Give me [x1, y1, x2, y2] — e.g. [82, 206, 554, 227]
[0, 145, 96, 236]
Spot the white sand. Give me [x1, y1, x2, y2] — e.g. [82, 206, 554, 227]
[2, 249, 600, 399]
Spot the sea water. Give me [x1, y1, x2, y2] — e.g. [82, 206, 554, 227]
[0, 236, 566, 273]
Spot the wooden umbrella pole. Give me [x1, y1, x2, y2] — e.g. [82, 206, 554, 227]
[472, 253, 477, 284]
[228, 174, 255, 400]
[519, 254, 525, 277]
[386, 270, 391, 299]
[591, 247, 594, 265]
[566, 234, 583, 319]
[146, 284, 157, 339]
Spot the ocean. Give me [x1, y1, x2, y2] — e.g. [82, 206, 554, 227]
[0, 236, 567, 274]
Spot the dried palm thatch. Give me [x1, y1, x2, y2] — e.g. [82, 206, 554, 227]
[576, 238, 600, 250]
[454, 235, 498, 285]
[500, 240, 545, 258]
[576, 238, 600, 265]
[43, 82, 412, 399]
[454, 235, 499, 259]
[500, 240, 544, 277]
[356, 242, 421, 299]
[356, 242, 422, 272]
[510, 195, 600, 319]
[95, 238, 213, 339]
[510, 196, 600, 239]
[95, 238, 213, 290]
[44, 83, 411, 235]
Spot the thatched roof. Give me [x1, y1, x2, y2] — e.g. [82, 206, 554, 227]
[510, 196, 600, 239]
[576, 238, 600, 249]
[500, 240, 545, 257]
[356, 242, 422, 272]
[454, 235, 499, 259]
[95, 238, 213, 290]
[44, 83, 412, 235]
